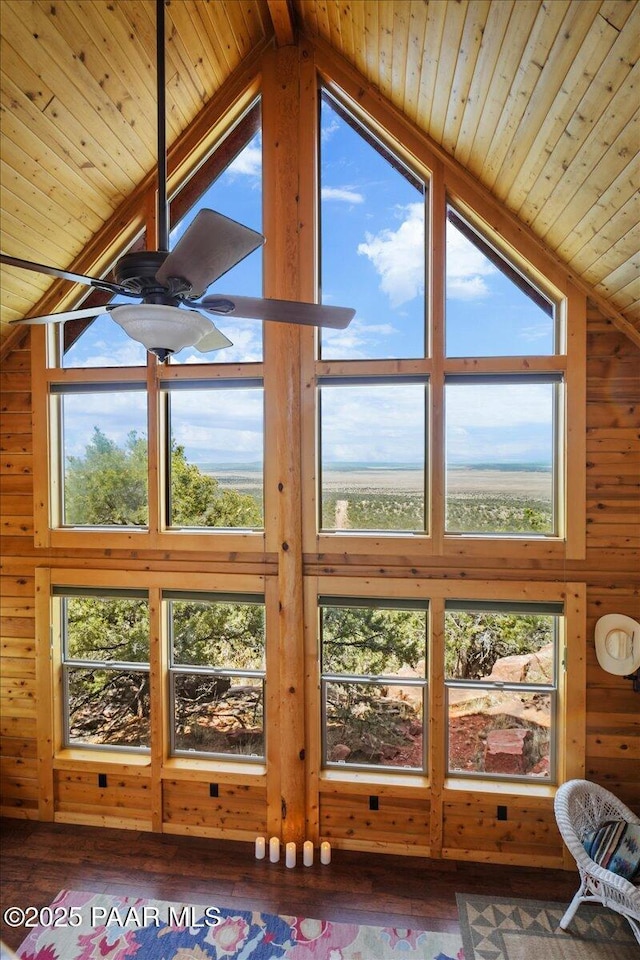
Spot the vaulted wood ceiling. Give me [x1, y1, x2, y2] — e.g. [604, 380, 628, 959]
[1, 0, 638, 353]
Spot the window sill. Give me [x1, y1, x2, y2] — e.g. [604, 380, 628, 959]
[53, 749, 151, 773]
[320, 768, 427, 796]
[444, 777, 556, 799]
[162, 757, 267, 784]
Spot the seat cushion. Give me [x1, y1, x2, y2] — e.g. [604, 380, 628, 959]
[583, 819, 640, 881]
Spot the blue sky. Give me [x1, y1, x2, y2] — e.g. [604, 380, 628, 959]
[61, 96, 555, 470]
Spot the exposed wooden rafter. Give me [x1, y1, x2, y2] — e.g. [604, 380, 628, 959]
[266, 0, 296, 46]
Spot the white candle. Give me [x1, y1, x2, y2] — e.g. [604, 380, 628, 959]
[320, 841, 331, 864]
[255, 836, 266, 859]
[285, 841, 296, 868]
[269, 836, 280, 862]
[303, 840, 314, 866]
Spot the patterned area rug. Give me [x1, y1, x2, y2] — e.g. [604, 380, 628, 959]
[456, 893, 638, 959]
[14, 889, 464, 959]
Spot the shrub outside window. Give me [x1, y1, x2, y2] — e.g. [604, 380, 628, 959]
[444, 600, 561, 781]
[57, 587, 150, 751]
[54, 383, 148, 528]
[319, 597, 428, 772]
[167, 592, 266, 760]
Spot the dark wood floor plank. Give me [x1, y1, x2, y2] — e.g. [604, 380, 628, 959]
[0, 818, 580, 952]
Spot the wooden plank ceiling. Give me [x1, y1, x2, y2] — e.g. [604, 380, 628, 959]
[1, 0, 638, 352]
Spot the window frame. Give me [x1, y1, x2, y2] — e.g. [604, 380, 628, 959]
[166, 589, 267, 762]
[318, 595, 430, 774]
[443, 599, 563, 783]
[305, 576, 585, 798]
[41, 569, 270, 776]
[301, 79, 585, 561]
[55, 585, 151, 754]
[32, 97, 267, 553]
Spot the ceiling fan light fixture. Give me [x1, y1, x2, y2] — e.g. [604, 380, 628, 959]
[111, 303, 214, 359]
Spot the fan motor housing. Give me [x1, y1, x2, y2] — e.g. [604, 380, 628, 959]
[114, 251, 189, 299]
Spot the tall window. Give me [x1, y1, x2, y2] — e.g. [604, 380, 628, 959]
[57, 587, 150, 751]
[44, 103, 264, 537]
[318, 90, 429, 534]
[167, 592, 266, 760]
[444, 208, 561, 537]
[319, 597, 428, 772]
[317, 88, 565, 544]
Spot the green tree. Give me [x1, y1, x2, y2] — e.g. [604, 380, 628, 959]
[321, 605, 426, 675]
[65, 428, 147, 525]
[170, 443, 261, 527]
[445, 612, 553, 680]
[64, 429, 261, 528]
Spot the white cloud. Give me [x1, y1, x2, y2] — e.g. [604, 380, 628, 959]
[171, 387, 263, 461]
[357, 202, 424, 307]
[321, 118, 340, 143]
[446, 224, 495, 301]
[520, 323, 550, 343]
[321, 186, 364, 204]
[321, 316, 397, 359]
[321, 383, 424, 463]
[226, 141, 262, 180]
[446, 382, 553, 428]
[63, 392, 147, 457]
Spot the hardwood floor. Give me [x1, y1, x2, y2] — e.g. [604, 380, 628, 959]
[0, 817, 580, 953]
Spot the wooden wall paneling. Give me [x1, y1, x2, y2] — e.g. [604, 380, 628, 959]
[0, 329, 38, 818]
[319, 791, 430, 855]
[163, 779, 267, 836]
[442, 793, 563, 865]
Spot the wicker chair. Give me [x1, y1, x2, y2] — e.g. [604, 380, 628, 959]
[554, 778, 640, 943]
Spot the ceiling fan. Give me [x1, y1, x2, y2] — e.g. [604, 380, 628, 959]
[1, 1, 354, 361]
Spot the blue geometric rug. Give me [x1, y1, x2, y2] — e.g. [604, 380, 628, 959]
[456, 893, 638, 959]
[15, 889, 464, 959]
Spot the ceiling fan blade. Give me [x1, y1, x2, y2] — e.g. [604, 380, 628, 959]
[200, 295, 355, 330]
[155, 209, 264, 299]
[8, 303, 117, 326]
[0, 253, 125, 295]
[195, 322, 234, 353]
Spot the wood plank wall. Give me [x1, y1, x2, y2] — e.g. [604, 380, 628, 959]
[1, 303, 638, 862]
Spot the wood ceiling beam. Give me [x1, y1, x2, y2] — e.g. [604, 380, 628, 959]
[266, 0, 296, 46]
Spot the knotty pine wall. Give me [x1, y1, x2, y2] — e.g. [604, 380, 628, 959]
[0, 305, 638, 865]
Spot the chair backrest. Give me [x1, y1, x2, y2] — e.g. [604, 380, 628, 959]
[554, 778, 630, 844]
